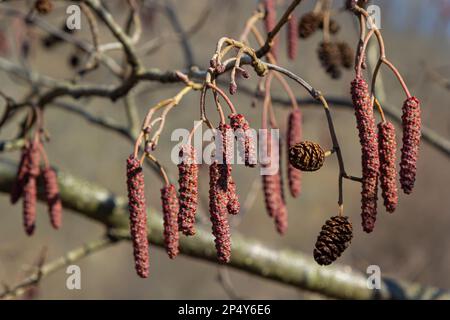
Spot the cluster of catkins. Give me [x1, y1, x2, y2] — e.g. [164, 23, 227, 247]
[10, 138, 63, 235]
[351, 77, 421, 233]
[297, 11, 354, 79]
[126, 115, 256, 275]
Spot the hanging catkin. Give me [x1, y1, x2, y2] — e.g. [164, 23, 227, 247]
[263, 0, 278, 60]
[400, 97, 421, 195]
[287, 109, 302, 197]
[378, 121, 398, 213]
[287, 14, 298, 60]
[22, 141, 41, 236]
[261, 131, 287, 234]
[209, 161, 231, 263]
[10, 145, 30, 204]
[177, 145, 199, 236]
[351, 77, 379, 233]
[161, 184, 180, 259]
[42, 167, 63, 229]
[126, 155, 150, 278]
[229, 114, 256, 167]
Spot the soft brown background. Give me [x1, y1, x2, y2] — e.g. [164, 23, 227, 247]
[0, 0, 449, 299]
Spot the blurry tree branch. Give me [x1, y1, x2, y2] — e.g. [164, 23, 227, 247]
[0, 235, 119, 300]
[0, 160, 449, 300]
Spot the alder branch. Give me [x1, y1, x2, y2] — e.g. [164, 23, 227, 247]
[0, 160, 449, 300]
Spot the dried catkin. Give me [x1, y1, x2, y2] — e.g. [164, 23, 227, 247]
[298, 12, 322, 39]
[289, 141, 325, 172]
[287, 15, 298, 60]
[313, 216, 353, 265]
[351, 77, 379, 233]
[126, 155, 150, 278]
[10, 146, 30, 204]
[35, 0, 53, 14]
[229, 114, 256, 167]
[42, 167, 63, 229]
[400, 97, 421, 195]
[318, 41, 342, 79]
[178, 145, 199, 236]
[23, 176, 37, 236]
[161, 184, 180, 259]
[209, 161, 231, 263]
[287, 109, 303, 197]
[378, 121, 398, 213]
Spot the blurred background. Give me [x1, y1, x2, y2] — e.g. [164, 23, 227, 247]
[0, 0, 449, 299]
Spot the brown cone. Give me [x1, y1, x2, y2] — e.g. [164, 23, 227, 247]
[313, 216, 353, 266]
[289, 141, 325, 172]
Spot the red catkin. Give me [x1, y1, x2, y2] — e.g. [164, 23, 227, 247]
[10, 145, 30, 204]
[22, 176, 37, 236]
[287, 14, 298, 60]
[263, 0, 278, 60]
[400, 97, 421, 195]
[351, 77, 379, 233]
[261, 131, 288, 234]
[378, 121, 398, 213]
[22, 141, 41, 236]
[42, 167, 63, 229]
[161, 184, 180, 259]
[209, 161, 231, 263]
[126, 155, 150, 278]
[229, 114, 256, 167]
[227, 178, 240, 215]
[287, 109, 302, 198]
[178, 145, 199, 236]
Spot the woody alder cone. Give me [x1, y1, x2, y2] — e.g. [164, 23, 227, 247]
[289, 141, 325, 172]
[43, 167, 63, 229]
[400, 97, 421, 195]
[298, 12, 322, 39]
[126, 155, 150, 278]
[178, 145, 199, 236]
[287, 109, 303, 197]
[161, 184, 180, 259]
[351, 77, 379, 233]
[314, 216, 353, 266]
[318, 41, 342, 79]
[338, 42, 354, 69]
[378, 121, 398, 213]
